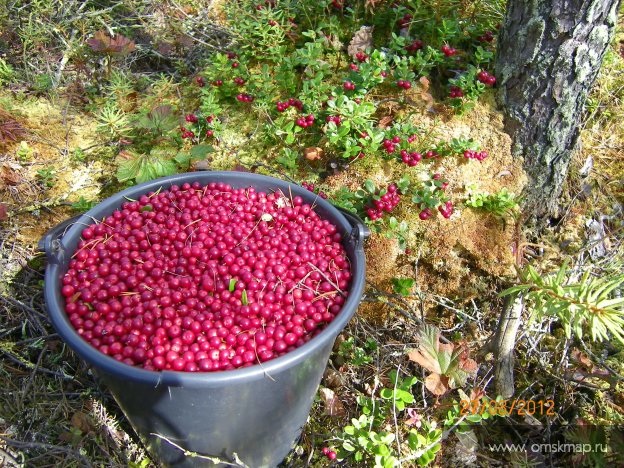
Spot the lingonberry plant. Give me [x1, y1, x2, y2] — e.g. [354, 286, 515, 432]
[62, 182, 352, 372]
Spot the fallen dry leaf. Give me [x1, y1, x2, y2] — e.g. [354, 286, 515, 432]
[378, 115, 394, 128]
[304, 146, 323, 161]
[418, 76, 435, 111]
[408, 348, 442, 375]
[425, 373, 450, 396]
[87, 30, 136, 56]
[192, 159, 211, 171]
[323, 368, 344, 388]
[71, 412, 95, 434]
[319, 387, 346, 417]
[1, 164, 21, 186]
[0, 203, 8, 221]
[571, 348, 593, 369]
[347, 26, 373, 59]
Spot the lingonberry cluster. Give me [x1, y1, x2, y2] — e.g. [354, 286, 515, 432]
[477, 70, 496, 86]
[322, 447, 337, 460]
[405, 39, 424, 53]
[236, 93, 254, 103]
[366, 184, 400, 221]
[449, 86, 464, 98]
[463, 149, 488, 161]
[400, 150, 422, 166]
[354, 52, 368, 62]
[325, 115, 342, 126]
[397, 13, 412, 29]
[343, 81, 356, 91]
[396, 79, 412, 90]
[348, 63, 359, 72]
[419, 208, 434, 220]
[432, 173, 448, 190]
[212, 79, 223, 87]
[301, 182, 328, 199]
[62, 182, 351, 372]
[477, 31, 495, 43]
[195, 76, 206, 87]
[233, 77, 245, 86]
[438, 200, 454, 219]
[180, 128, 195, 139]
[295, 114, 315, 128]
[441, 45, 458, 57]
[276, 98, 303, 112]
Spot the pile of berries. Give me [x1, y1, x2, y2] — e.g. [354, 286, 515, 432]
[463, 149, 489, 161]
[236, 93, 254, 103]
[441, 45, 458, 57]
[405, 39, 424, 53]
[396, 79, 412, 90]
[366, 184, 400, 221]
[400, 150, 422, 167]
[449, 86, 464, 98]
[438, 200, 454, 219]
[62, 182, 351, 372]
[477, 70, 496, 86]
[301, 182, 328, 199]
[295, 114, 315, 128]
[343, 81, 356, 91]
[276, 98, 303, 113]
[325, 115, 342, 126]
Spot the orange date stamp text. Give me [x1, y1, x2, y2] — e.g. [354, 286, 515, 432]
[459, 399, 556, 417]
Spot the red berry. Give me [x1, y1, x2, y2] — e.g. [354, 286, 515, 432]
[327, 451, 337, 460]
[185, 114, 198, 123]
[419, 208, 433, 220]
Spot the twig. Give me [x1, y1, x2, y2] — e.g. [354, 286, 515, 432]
[0, 349, 74, 381]
[0, 435, 92, 467]
[307, 262, 346, 297]
[150, 433, 249, 467]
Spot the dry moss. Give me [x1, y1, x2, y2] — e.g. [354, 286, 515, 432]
[326, 96, 526, 313]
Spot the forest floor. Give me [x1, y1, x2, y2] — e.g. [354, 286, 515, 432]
[0, 1, 623, 467]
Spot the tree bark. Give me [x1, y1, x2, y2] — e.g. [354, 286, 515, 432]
[495, 0, 622, 220]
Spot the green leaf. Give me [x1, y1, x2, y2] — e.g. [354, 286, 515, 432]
[190, 145, 214, 159]
[229, 278, 237, 292]
[343, 441, 356, 452]
[364, 180, 376, 194]
[241, 289, 248, 306]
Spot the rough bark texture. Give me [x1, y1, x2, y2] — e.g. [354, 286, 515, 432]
[495, 0, 622, 219]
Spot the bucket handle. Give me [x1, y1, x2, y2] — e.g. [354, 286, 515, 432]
[333, 205, 370, 249]
[38, 214, 82, 265]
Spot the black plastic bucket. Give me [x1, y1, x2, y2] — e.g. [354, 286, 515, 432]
[40, 171, 369, 467]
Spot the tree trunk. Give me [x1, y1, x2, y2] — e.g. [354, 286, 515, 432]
[495, 0, 622, 220]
